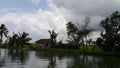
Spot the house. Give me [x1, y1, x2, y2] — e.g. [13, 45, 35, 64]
[36, 39, 53, 48]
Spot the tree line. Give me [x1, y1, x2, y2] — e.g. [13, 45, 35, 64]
[48, 11, 120, 52]
[1, 11, 120, 52]
[0, 24, 31, 48]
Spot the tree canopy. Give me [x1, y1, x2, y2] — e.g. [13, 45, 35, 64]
[48, 30, 58, 44]
[0, 24, 8, 43]
[97, 11, 120, 52]
[66, 17, 91, 49]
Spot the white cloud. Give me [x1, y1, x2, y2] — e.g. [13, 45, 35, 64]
[1, 0, 120, 43]
[31, 0, 41, 4]
[48, 0, 120, 40]
[50, 0, 120, 16]
[0, 9, 67, 42]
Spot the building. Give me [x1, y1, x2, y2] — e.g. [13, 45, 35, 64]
[36, 39, 53, 48]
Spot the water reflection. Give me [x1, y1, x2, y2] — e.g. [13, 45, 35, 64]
[8, 49, 29, 63]
[0, 49, 120, 68]
[35, 51, 120, 68]
[0, 53, 5, 67]
[36, 51, 56, 68]
[0, 49, 29, 68]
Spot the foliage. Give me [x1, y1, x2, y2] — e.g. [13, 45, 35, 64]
[66, 17, 91, 49]
[98, 11, 120, 52]
[0, 24, 8, 43]
[7, 32, 31, 47]
[48, 30, 58, 44]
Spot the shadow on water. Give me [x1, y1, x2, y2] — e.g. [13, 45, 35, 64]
[8, 49, 29, 63]
[0, 49, 120, 68]
[35, 51, 120, 68]
[0, 49, 29, 67]
[0, 56, 5, 67]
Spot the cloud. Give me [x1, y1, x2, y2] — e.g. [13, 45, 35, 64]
[50, 0, 120, 16]
[48, 0, 120, 40]
[31, 0, 41, 4]
[1, 0, 120, 43]
[0, 8, 22, 14]
[0, 9, 67, 42]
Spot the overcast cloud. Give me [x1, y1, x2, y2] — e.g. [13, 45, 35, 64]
[0, 0, 120, 42]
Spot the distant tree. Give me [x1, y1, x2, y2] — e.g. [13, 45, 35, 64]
[83, 17, 91, 51]
[0, 24, 8, 43]
[66, 18, 91, 50]
[66, 22, 81, 49]
[18, 32, 32, 47]
[48, 30, 58, 44]
[96, 37, 103, 48]
[11, 33, 19, 46]
[100, 11, 120, 52]
[7, 32, 31, 47]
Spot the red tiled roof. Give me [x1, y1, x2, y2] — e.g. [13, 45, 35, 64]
[36, 39, 52, 44]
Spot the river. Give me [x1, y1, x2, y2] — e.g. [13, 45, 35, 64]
[0, 49, 119, 68]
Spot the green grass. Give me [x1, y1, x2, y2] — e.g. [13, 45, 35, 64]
[80, 46, 103, 52]
[0, 44, 120, 56]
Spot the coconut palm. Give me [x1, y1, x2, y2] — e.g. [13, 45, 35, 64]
[18, 32, 32, 47]
[0, 24, 8, 43]
[7, 32, 31, 47]
[48, 30, 58, 44]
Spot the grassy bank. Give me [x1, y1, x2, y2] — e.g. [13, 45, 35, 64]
[36, 48, 120, 56]
[0, 45, 120, 56]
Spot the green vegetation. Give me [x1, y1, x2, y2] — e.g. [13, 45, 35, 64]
[6, 32, 32, 47]
[0, 24, 8, 43]
[48, 30, 58, 44]
[96, 11, 120, 52]
[66, 17, 91, 50]
[0, 11, 120, 55]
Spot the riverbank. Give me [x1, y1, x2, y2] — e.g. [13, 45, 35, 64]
[0, 45, 120, 56]
[35, 48, 120, 56]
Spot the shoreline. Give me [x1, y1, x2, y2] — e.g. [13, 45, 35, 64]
[0, 46, 120, 56]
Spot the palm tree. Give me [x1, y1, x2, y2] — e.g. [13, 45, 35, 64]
[0, 24, 8, 43]
[48, 30, 58, 44]
[7, 32, 31, 47]
[18, 32, 32, 47]
[6, 33, 19, 47]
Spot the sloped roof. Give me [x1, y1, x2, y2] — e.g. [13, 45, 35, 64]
[36, 39, 52, 44]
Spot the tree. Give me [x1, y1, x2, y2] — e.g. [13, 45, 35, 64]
[100, 11, 120, 52]
[8, 33, 19, 46]
[83, 17, 91, 51]
[66, 22, 81, 49]
[96, 37, 103, 49]
[18, 32, 32, 47]
[7, 32, 31, 47]
[0, 24, 8, 43]
[48, 30, 58, 44]
[66, 19, 91, 49]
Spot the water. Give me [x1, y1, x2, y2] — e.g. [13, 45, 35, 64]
[0, 49, 120, 68]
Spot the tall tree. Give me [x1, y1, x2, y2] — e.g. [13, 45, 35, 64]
[48, 30, 58, 44]
[66, 22, 81, 49]
[66, 19, 91, 49]
[7, 32, 31, 47]
[0, 24, 8, 43]
[100, 11, 120, 52]
[18, 32, 32, 47]
[83, 17, 91, 51]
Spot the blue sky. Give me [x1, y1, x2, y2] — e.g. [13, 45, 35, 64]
[0, 0, 120, 42]
[0, 0, 50, 13]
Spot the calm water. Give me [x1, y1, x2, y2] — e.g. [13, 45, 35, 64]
[0, 49, 120, 68]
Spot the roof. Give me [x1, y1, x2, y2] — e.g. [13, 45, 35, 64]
[36, 39, 53, 44]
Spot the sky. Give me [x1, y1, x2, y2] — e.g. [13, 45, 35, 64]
[0, 0, 120, 42]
